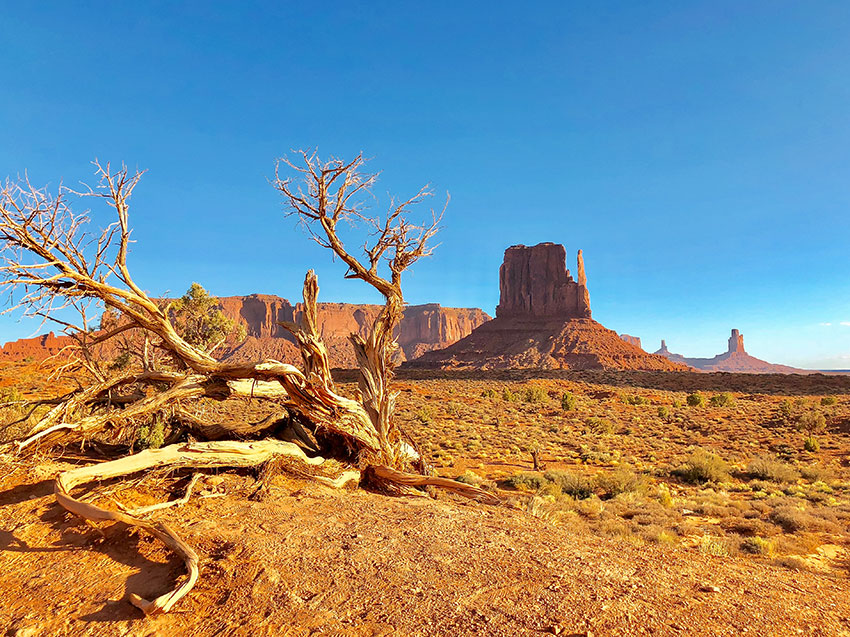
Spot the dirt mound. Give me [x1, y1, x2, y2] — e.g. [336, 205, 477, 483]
[409, 317, 687, 371]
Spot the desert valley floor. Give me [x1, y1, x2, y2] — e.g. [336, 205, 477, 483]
[2, 363, 850, 636]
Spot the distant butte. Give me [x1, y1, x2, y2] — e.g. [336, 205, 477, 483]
[654, 329, 807, 374]
[408, 243, 687, 371]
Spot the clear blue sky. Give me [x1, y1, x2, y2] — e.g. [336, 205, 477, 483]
[2, 2, 849, 368]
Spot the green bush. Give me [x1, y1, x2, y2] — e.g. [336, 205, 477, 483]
[585, 417, 614, 435]
[415, 407, 433, 424]
[709, 392, 736, 407]
[657, 406, 670, 419]
[820, 396, 837, 406]
[544, 470, 593, 499]
[686, 392, 705, 407]
[480, 388, 497, 399]
[594, 465, 647, 498]
[561, 391, 577, 412]
[505, 472, 548, 492]
[672, 449, 730, 484]
[138, 418, 165, 449]
[778, 399, 794, 421]
[803, 436, 820, 452]
[109, 350, 132, 371]
[746, 456, 800, 483]
[799, 410, 826, 435]
[455, 470, 484, 486]
[523, 386, 548, 403]
[623, 394, 649, 405]
[502, 388, 519, 402]
[672, 399, 683, 408]
[741, 536, 774, 556]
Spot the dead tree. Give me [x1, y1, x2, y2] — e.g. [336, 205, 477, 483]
[0, 157, 496, 615]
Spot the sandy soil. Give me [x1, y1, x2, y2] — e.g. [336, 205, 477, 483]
[1, 463, 849, 637]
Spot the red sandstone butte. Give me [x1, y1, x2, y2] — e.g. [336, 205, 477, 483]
[654, 329, 807, 374]
[409, 242, 687, 371]
[620, 334, 643, 349]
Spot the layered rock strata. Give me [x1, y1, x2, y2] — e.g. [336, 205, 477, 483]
[0, 297, 490, 369]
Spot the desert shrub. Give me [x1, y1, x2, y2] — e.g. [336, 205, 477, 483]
[415, 407, 433, 424]
[799, 464, 833, 482]
[820, 396, 837, 406]
[544, 469, 593, 499]
[502, 388, 519, 403]
[0, 386, 23, 405]
[480, 388, 497, 399]
[170, 282, 246, 352]
[778, 398, 794, 420]
[672, 399, 683, 408]
[138, 417, 165, 449]
[455, 470, 483, 486]
[447, 402, 462, 417]
[803, 436, 820, 452]
[772, 556, 807, 571]
[799, 410, 826, 435]
[686, 392, 705, 407]
[657, 406, 670, 419]
[672, 449, 730, 484]
[746, 456, 800, 483]
[585, 417, 614, 435]
[523, 386, 548, 403]
[580, 443, 620, 465]
[109, 350, 132, 371]
[741, 536, 775, 556]
[623, 394, 649, 406]
[639, 526, 678, 545]
[505, 472, 548, 492]
[595, 465, 647, 498]
[709, 392, 736, 408]
[561, 391, 577, 412]
[770, 506, 816, 533]
[699, 535, 735, 557]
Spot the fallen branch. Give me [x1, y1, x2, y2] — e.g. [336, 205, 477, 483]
[122, 473, 202, 516]
[54, 439, 346, 614]
[369, 465, 501, 505]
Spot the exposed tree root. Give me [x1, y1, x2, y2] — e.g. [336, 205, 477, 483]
[368, 465, 501, 505]
[121, 473, 202, 516]
[54, 440, 347, 614]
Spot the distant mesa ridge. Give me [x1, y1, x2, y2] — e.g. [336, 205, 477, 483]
[653, 329, 805, 374]
[407, 242, 686, 371]
[0, 296, 490, 369]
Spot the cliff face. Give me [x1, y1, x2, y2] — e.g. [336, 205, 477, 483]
[0, 332, 72, 361]
[410, 242, 686, 372]
[0, 296, 490, 369]
[619, 334, 642, 349]
[654, 330, 807, 374]
[496, 243, 591, 319]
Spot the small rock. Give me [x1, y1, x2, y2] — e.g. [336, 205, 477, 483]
[699, 584, 721, 593]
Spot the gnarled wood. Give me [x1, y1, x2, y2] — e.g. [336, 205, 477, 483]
[54, 440, 349, 614]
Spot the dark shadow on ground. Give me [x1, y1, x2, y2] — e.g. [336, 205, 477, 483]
[354, 368, 850, 396]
